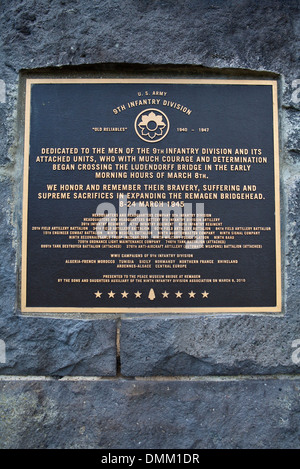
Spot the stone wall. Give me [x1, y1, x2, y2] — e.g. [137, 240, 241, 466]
[0, 0, 299, 449]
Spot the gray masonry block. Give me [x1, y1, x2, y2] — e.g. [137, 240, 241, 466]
[120, 315, 300, 377]
[0, 317, 117, 377]
[0, 377, 300, 449]
[0, 0, 299, 76]
[285, 110, 300, 154]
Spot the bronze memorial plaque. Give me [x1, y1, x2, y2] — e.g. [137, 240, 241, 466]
[21, 78, 281, 313]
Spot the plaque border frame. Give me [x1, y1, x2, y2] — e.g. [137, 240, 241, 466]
[21, 78, 281, 314]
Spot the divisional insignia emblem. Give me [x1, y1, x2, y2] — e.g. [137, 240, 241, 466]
[134, 108, 170, 143]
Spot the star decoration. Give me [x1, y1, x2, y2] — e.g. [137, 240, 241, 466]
[134, 291, 142, 298]
[162, 291, 169, 298]
[188, 291, 196, 298]
[202, 291, 209, 298]
[175, 291, 183, 298]
[108, 290, 115, 298]
[94, 291, 102, 298]
[121, 291, 129, 298]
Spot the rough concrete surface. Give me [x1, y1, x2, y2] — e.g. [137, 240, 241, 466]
[0, 377, 300, 449]
[0, 0, 299, 449]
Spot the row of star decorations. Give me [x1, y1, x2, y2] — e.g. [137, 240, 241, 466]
[94, 290, 209, 299]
